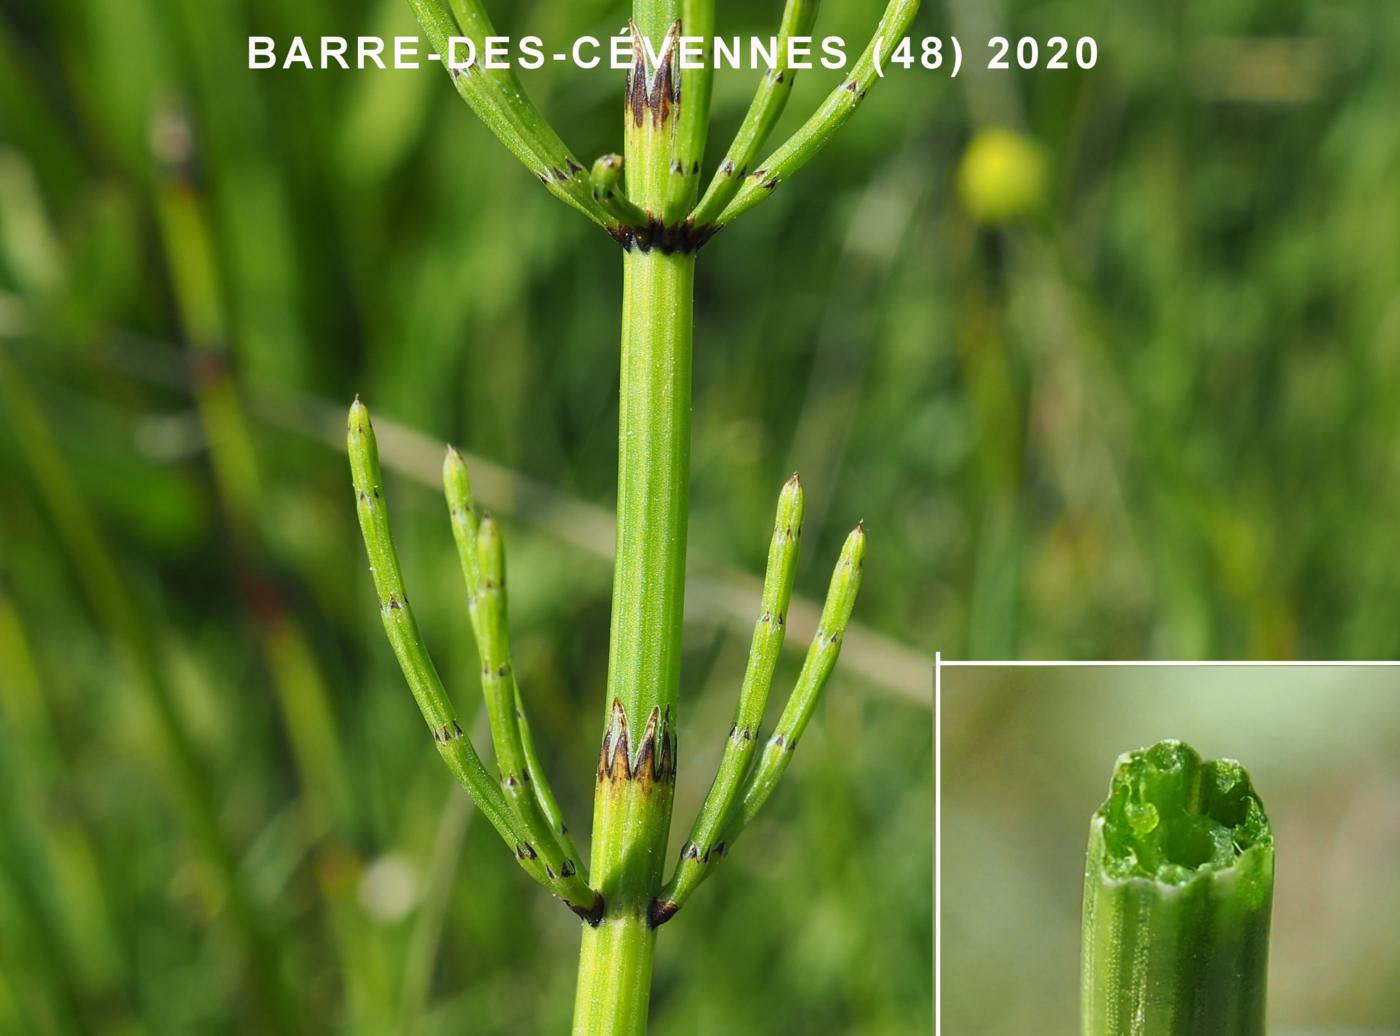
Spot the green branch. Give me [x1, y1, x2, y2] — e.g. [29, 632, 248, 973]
[590, 155, 650, 229]
[1081, 741, 1274, 1036]
[660, 0, 715, 223]
[444, 448, 587, 877]
[653, 520, 864, 923]
[707, 0, 921, 229]
[720, 522, 864, 831]
[657, 475, 804, 916]
[474, 514, 595, 898]
[349, 399, 602, 921]
[406, 0, 619, 231]
[689, 0, 822, 226]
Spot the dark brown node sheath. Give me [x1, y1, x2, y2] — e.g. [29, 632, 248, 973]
[626, 20, 679, 128]
[608, 218, 718, 254]
[648, 898, 679, 928]
[568, 894, 606, 927]
[596, 699, 677, 787]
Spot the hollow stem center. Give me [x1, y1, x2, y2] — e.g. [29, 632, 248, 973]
[1098, 740, 1272, 885]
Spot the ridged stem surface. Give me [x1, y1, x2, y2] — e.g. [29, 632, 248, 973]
[573, 26, 694, 1014]
[1081, 741, 1274, 1036]
[572, 243, 692, 1036]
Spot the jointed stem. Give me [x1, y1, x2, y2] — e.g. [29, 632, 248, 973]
[690, 0, 823, 225]
[655, 521, 865, 921]
[372, 0, 909, 1030]
[658, 475, 804, 912]
[408, 0, 618, 230]
[708, 0, 922, 228]
[349, 401, 601, 920]
[600, 249, 694, 730]
[444, 450, 587, 878]
[570, 19, 699, 1026]
[573, 243, 693, 1036]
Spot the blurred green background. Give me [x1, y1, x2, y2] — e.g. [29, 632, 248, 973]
[0, 0, 941, 1033]
[940, 665, 1400, 1034]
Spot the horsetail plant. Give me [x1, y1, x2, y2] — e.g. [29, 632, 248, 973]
[350, 0, 918, 1032]
[1081, 741, 1274, 1036]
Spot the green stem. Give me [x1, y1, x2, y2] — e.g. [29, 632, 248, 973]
[602, 249, 694, 729]
[689, 0, 822, 226]
[658, 475, 804, 914]
[575, 23, 693, 1013]
[573, 244, 693, 1036]
[709, 0, 922, 229]
[573, 914, 657, 1036]
[443, 450, 588, 876]
[349, 400, 602, 919]
[406, 0, 617, 230]
[1081, 741, 1274, 1036]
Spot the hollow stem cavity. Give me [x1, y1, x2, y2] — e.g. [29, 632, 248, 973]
[1081, 740, 1274, 1036]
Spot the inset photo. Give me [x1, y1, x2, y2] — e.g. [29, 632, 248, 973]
[938, 664, 1400, 1035]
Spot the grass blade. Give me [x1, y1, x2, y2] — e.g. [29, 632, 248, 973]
[0, 352, 295, 1030]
